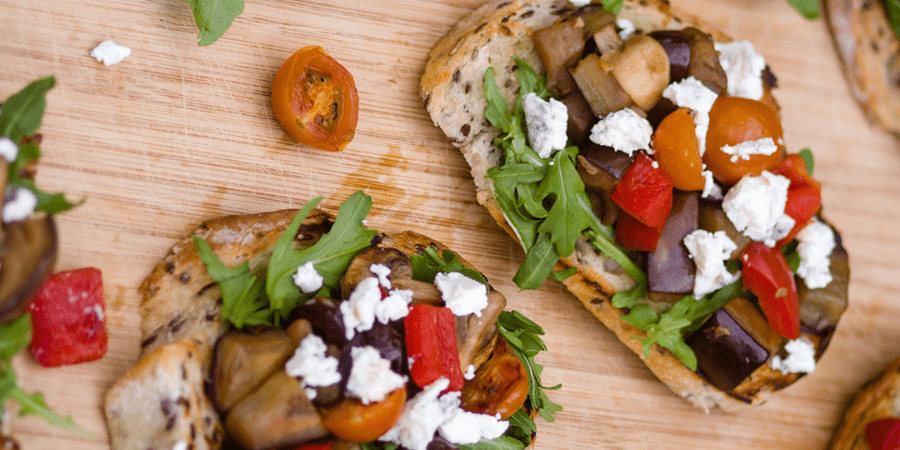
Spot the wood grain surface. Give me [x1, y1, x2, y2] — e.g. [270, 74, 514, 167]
[1, 0, 898, 448]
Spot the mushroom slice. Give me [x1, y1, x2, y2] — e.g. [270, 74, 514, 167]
[455, 289, 507, 372]
[0, 214, 58, 323]
[340, 247, 412, 295]
[210, 327, 295, 413]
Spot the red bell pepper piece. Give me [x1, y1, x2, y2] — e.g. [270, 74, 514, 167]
[404, 304, 463, 393]
[867, 419, 900, 450]
[740, 242, 800, 339]
[28, 267, 107, 367]
[293, 443, 333, 450]
[615, 210, 664, 251]
[771, 154, 821, 247]
[610, 152, 674, 228]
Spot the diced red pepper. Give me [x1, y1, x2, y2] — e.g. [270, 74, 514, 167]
[404, 304, 463, 393]
[866, 419, 900, 450]
[771, 154, 821, 247]
[610, 152, 674, 228]
[740, 243, 800, 339]
[615, 210, 664, 251]
[293, 442, 334, 450]
[28, 267, 107, 367]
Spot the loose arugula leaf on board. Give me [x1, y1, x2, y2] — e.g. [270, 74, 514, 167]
[786, 0, 820, 19]
[0, 315, 31, 360]
[8, 386, 96, 439]
[184, 0, 244, 46]
[497, 311, 562, 423]
[0, 77, 55, 142]
[193, 236, 271, 328]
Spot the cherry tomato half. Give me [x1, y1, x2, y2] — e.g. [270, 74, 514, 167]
[866, 418, 900, 450]
[652, 108, 705, 191]
[272, 46, 359, 152]
[318, 387, 406, 443]
[460, 338, 529, 420]
[704, 96, 784, 185]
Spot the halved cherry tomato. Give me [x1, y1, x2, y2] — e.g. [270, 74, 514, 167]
[866, 418, 900, 450]
[319, 387, 406, 443]
[405, 304, 464, 393]
[652, 108, 704, 191]
[740, 242, 800, 339]
[272, 46, 359, 152]
[615, 210, 664, 251]
[610, 152, 674, 228]
[771, 154, 822, 247]
[460, 338, 529, 420]
[704, 96, 784, 185]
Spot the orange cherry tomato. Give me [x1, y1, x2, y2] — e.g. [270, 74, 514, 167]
[703, 96, 784, 185]
[319, 387, 406, 443]
[272, 46, 359, 152]
[652, 108, 704, 191]
[460, 338, 529, 420]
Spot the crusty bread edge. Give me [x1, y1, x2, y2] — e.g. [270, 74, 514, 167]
[827, 356, 900, 450]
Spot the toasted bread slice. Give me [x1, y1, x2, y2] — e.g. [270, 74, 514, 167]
[828, 356, 900, 449]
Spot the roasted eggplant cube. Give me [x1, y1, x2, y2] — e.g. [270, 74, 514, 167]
[647, 191, 698, 302]
[686, 307, 770, 392]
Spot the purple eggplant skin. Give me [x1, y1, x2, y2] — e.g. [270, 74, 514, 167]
[648, 30, 691, 82]
[647, 191, 698, 302]
[337, 320, 407, 395]
[686, 306, 770, 392]
[290, 297, 348, 348]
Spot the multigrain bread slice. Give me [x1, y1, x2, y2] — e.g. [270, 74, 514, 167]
[828, 356, 900, 450]
[420, 0, 830, 411]
[826, 0, 900, 135]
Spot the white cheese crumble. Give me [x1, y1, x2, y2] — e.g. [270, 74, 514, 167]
[2, 187, 37, 223]
[463, 364, 476, 381]
[701, 170, 723, 200]
[720, 137, 778, 163]
[616, 18, 636, 41]
[346, 346, 408, 405]
[522, 93, 568, 159]
[341, 277, 411, 340]
[379, 378, 508, 450]
[434, 272, 489, 317]
[715, 40, 767, 100]
[284, 334, 341, 388]
[172, 441, 188, 450]
[370, 263, 393, 289]
[292, 261, 324, 294]
[304, 387, 318, 401]
[683, 230, 740, 297]
[0, 137, 18, 162]
[795, 220, 835, 289]
[588, 108, 653, 156]
[90, 40, 131, 66]
[722, 171, 795, 247]
[662, 76, 719, 156]
[569, 0, 591, 6]
[770, 337, 817, 374]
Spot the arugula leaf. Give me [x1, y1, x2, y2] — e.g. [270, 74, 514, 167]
[458, 435, 528, 450]
[535, 147, 591, 258]
[194, 236, 271, 328]
[408, 245, 487, 286]
[786, 0, 820, 19]
[0, 77, 55, 142]
[0, 315, 31, 360]
[184, 0, 244, 46]
[8, 386, 96, 439]
[888, 0, 900, 40]
[360, 443, 399, 450]
[496, 311, 562, 424]
[798, 147, 814, 176]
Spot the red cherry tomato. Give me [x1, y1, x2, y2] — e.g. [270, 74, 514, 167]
[319, 387, 406, 443]
[404, 304, 464, 393]
[866, 418, 900, 450]
[460, 338, 529, 420]
[771, 154, 822, 247]
[28, 267, 107, 367]
[615, 210, 664, 251]
[740, 242, 800, 339]
[704, 96, 784, 185]
[610, 152, 674, 228]
[272, 46, 359, 152]
[652, 108, 704, 191]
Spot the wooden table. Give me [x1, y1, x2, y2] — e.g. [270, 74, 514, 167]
[1, 0, 898, 448]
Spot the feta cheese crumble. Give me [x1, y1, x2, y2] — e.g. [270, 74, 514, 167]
[719, 137, 778, 163]
[0, 137, 18, 162]
[701, 170, 723, 200]
[522, 93, 568, 159]
[715, 40, 767, 100]
[292, 261, 323, 294]
[370, 263, 393, 289]
[3, 187, 37, 223]
[616, 18, 636, 41]
[770, 338, 817, 374]
[683, 230, 740, 297]
[795, 220, 836, 289]
[284, 334, 341, 387]
[346, 346, 408, 404]
[172, 441, 189, 450]
[662, 76, 719, 156]
[438, 400, 508, 445]
[377, 288, 413, 324]
[434, 272, 489, 317]
[341, 277, 411, 339]
[569, 0, 591, 6]
[588, 108, 653, 156]
[90, 40, 131, 66]
[464, 364, 476, 381]
[722, 171, 795, 247]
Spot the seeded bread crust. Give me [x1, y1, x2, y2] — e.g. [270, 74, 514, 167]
[825, 0, 900, 135]
[828, 356, 900, 450]
[420, 0, 809, 411]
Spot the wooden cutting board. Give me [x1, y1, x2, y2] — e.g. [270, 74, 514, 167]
[1, 0, 899, 448]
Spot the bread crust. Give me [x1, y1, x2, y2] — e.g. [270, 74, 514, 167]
[828, 356, 900, 450]
[420, 0, 839, 411]
[825, 0, 900, 134]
